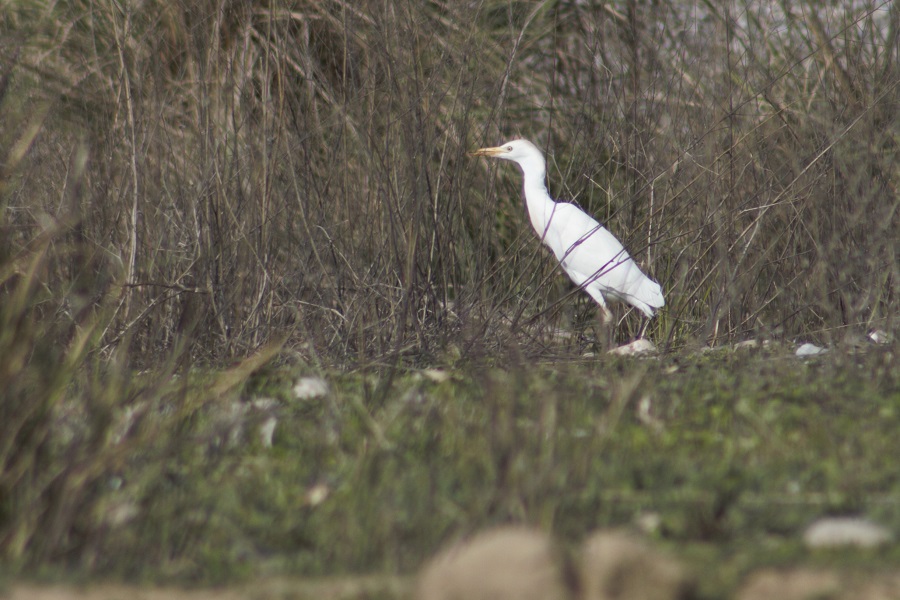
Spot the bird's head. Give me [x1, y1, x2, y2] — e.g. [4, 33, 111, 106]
[469, 139, 543, 164]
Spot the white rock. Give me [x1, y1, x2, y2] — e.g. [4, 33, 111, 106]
[735, 339, 759, 350]
[868, 329, 891, 344]
[795, 343, 828, 357]
[803, 517, 892, 549]
[293, 376, 329, 400]
[609, 338, 657, 356]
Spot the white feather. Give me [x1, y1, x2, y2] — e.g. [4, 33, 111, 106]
[475, 139, 664, 318]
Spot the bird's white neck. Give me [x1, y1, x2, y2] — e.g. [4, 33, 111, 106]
[516, 155, 556, 240]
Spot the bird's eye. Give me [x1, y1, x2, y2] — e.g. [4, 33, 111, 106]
[507, 145, 513, 151]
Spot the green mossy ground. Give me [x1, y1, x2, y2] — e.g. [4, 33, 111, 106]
[50, 343, 898, 598]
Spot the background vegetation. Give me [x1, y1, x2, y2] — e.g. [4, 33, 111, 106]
[1, 0, 898, 592]
[4, 0, 897, 363]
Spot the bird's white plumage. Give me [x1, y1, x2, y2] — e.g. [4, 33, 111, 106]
[471, 139, 664, 319]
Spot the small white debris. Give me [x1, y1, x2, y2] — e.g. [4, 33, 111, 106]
[258, 416, 278, 448]
[795, 343, 828, 357]
[422, 368, 451, 383]
[251, 397, 279, 411]
[735, 339, 760, 350]
[106, 500, 140, 527]
[636, 396, 664, 432]
[635, 511, 663, 535]
[868, 329, 891, 344]
[305, 482, 330, 507]
[293, 376, 329, 400]
[608, 338, 657, 356]
[225, 401, 249, 446]
[803, 517, 892, 549]
[111, 403, 144, 445]
[215, 398, 280, 448]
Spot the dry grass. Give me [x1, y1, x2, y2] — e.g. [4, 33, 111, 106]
[4, 0, 897, 364]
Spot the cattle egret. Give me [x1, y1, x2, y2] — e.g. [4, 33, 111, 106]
[470, 139, 664, 323]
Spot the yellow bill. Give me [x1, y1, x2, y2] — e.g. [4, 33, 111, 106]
[468, 146, 507, 157]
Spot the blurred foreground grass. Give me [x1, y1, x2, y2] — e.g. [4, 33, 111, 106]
[6, 343, 898, 598]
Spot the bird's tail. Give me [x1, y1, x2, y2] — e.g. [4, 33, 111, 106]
[629, 276, 665, 318]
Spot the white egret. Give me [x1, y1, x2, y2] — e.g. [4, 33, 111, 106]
[471, 139, 664, 323]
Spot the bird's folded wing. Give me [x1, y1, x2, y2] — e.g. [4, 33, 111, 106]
[544, 202, 633, 278]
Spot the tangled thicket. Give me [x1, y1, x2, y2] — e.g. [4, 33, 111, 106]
[2, 0, 898, 366]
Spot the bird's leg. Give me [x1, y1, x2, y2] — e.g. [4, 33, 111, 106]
[592, 300, 614, 351]
[598, 304, 613, 324]
[637, 317, 650, 340]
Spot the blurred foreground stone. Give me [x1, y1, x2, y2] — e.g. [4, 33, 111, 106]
[736, 569, 840, 600]
[736, 569, 900, 600]
[415, 527, 571, 600]
[415, 527, 693, 600]
[580, 530, 693, 600]
[802, 516, 892, 549]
